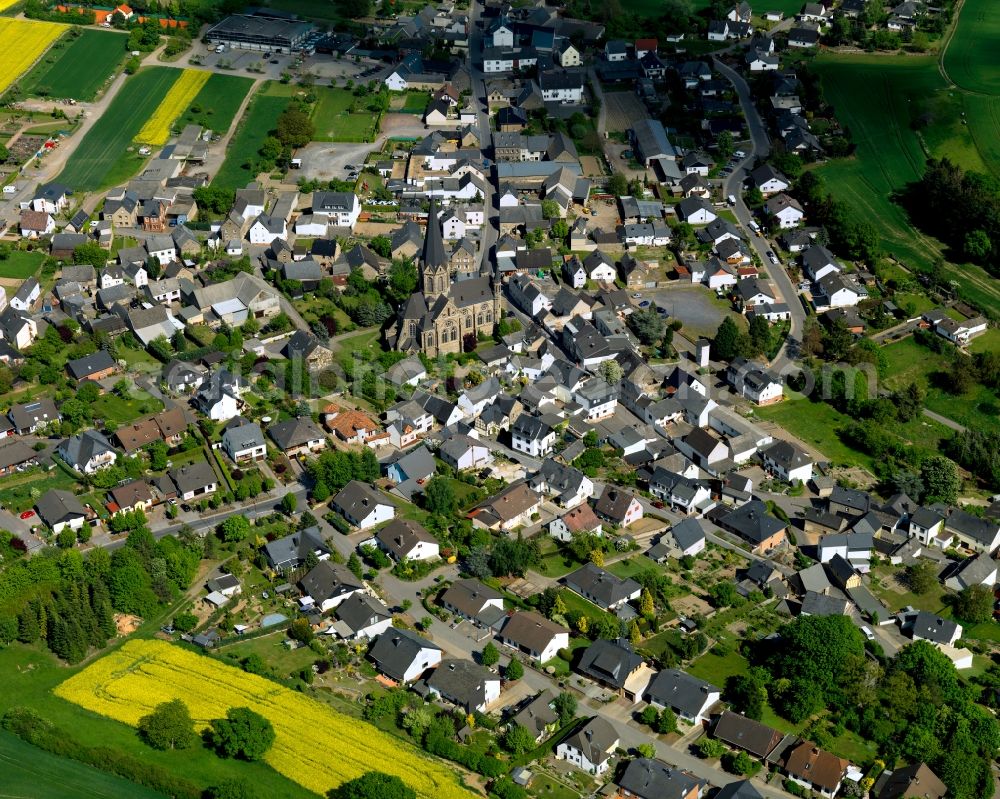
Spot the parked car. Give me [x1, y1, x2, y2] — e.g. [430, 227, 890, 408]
[767, 250, 779, 264]
[861, 626, 875, 641]
[19, 510, 34, 520]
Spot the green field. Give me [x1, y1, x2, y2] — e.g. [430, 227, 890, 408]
[0, 250, 44, 279]
[176, 73, 256, 135]
[20, 29, 126, 102]
[312, 86, 380, 142]
[942, 0, 1000, 94]
[0, 644, 314, 799]
[57, 67, 180, 190]
[811, 52, 1000, 312]
[0, 729, 167, 799]
[213, 81, 293, 189]
[880, 337, 1000, 432]
[755, 394, 954, 471]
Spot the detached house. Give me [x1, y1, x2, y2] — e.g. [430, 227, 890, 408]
[511, 414, 556, 457]
[36, 489, 87, 534]
[299, 560, 365, 612]
[783, 742, 850, 798]
[566, 563, 642, 611]
[221, 421, 267, 463]
[59, 430, 117, 474]
[556, 717, 619, 775]
[375, 518, 440, 562]
[645, 669, 720, 724]
[369, 628, 442, 684]
[267, 417, 326, 457]
[10, 399, 61, 434]
[441, 578, 505, 627]
[499, 610, 569, 663]
[332, 481, 395, 530]
[595, 486, 644, 528]
[616, 758, 705, 799]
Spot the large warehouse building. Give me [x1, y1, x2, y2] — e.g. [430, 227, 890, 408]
[205, 14, 315, 53]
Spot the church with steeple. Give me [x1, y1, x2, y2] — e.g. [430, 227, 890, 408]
[388, 199, 500, 358]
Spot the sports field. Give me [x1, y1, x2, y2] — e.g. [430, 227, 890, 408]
[311, 86, 380, 142]
[213, 81, 294, 188]
[175, 73, 256, 135]
[0, 730, 167, 799]
[19, 29, 126, 101]
[57, 67, 180, 190]
[942, 0, 1000, 94]
[0, 18, 63, 94]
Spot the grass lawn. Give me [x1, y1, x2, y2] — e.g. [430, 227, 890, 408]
[175, 73, 256, 135]
[0, 466, 78, 514]
[893, 292, 936, 316]
[57, 67, 180, 190]
[0, 729, 167, 799]
[755, 394, 954, 470]
[968, 327, 1000, 354]
[868, 564, 949, 614]
[217, 631, 317, 677]
[607, 556, 655, 580]
[535, 538, 581, 578]
[686, 646, 749, 684]
[20, 29, 126, 101]
[213, 81, 294, 189]
[333, 327, 383, 361]
[0, 250, 44, 279]
[311, 86, 380, 142]
[880, 338, 1000, 432]
[558, 588, 618, 627]
[117, 346, 162, 370]
[641, 628, 684, 661]
[90, 392, 164, 428]
[528, 774, 578, 799]
[399, 91, 431, 113]
[0, 644, 315, 798]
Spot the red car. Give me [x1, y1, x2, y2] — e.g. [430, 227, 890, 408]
[19, 510, 35, 520]
[651, 501, 665, 510]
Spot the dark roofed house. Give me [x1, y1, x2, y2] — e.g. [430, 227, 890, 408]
[332, 480, 395, 530]
[873, 763, 947, 799]
[441, 577, 505, 627]
[423, 659, 500, 713]
[375, 518, 440, 562]
[555, 716, 619, 775]
[718, 500, 787, 553]
[368, 628, 443, 683]
[266, 416, 327, 457]
[576, 638, 650, 700]
[331, 592, 392, 640]
[645, 669, 720, 723]
[565, 563, 641, 611]
[36, 488, 87, 534]
[615, 757, 705, 799]
[499, 610, 570, 663]
[713, 710, 783, 759]
[264, 526, 331, 571]
[716, 781, 765, 799]
[299, 559, 365, 612]
[66, 350, 118, 382]
[594, 485, 644, 528]
[512, 691, 559, 742]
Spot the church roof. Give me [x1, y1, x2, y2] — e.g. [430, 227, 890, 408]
[422, 198, 449, 269]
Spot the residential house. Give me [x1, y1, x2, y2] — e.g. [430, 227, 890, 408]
[469, 482, 541, 531]
[441, 578, 505, 627]
[332, 481, 395, 530]
[267, 417, 327, 457]
[615, 758, 704, 799]
[566, 564, 641, 611]
[645, 669, 721, 724]
[66, 350, 118, 382]
[512, 692, 559, 743]
[510, 413, 556, 457]
[330, 593, 393, 641]
[221, 421, 267, 463]
[783, 742, 849, 798]
[169, 461, 218, 501]
[943, 509, 1000, 552]
[549, 504, 604, 541]
[264, 526, 331, 571]
[299, 560, 365, 612]
[901, 610, 962, 647]
[750, 164, 790, 195]
[10, 278, 39, 312]
[8, 398, 61, 434]
[424, 659, 500, 713]
[499, 611, 570, 663]
[595, 485, 644, 528]
[368, 628, 443, 683]
[712, 711, 783, 759]
[764, 193, 804, 228]
[376, 518, 440, 562]
[36, 489, 87, 534]
[873, 763, 947, 799]
[59, 430, 117, 474]
[108, 479, 154, 516]
[556, 717, 619, 775]
[530, 459, 593, 509]
[760, 439, 813, 483]
[717, 500, 787, 553]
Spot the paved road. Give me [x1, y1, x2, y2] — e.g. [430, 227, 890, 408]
[713, 57, 804, 375]
[922, 408, 967, 433]
[468, 0, 499, 275]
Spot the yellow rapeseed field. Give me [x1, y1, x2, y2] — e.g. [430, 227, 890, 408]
[56, 639, 477, 799]
[134, 69, 210, 146]
[0, 18, 63, 94]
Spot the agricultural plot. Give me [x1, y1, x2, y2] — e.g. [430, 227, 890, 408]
[312, 87, 380, 142]
[213, 82, 294, 188]
[136, 69, 210, 146]
[0, 730, 166, 799]
[175, 73, 256, 135]
[812, 53, 1000, 311]
[0, 18, 63, 94]
[57, 640, 475, 799]
[942, 0, 1000, 95]
[18, 29, 126, 101]
[57, 67, 180, 190]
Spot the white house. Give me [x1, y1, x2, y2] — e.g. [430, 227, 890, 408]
[369, 628, 443, 683]
[511, 414, 556, 458]
[221, 422, 267, 463]
[556, 718, 619, 775]
[376, 518, 440, 561]
[440, 210, 466, 240]
[331, 593, 393, 641]
[312, 191, 361, 229]
[9, 278, 40, 312]
[584, 252, 617, 284]
[760, 439, 814, 484]
[563, 257, 587, 289]
[645, 668, 720, 724]
[765, 193, 805, 229]
[144, 236, 175, 267]
[248, 214, 286, 245]
[333, 481, 395, 530]
[30, 182, 70, 215]
[439, 434, 493, 471]
[499, 610, 570, 663]
[750, 164, 790, 195]
[19, 210, 54, 239]
[510, 274, 553, 316]
[539, 71, 585, 104]
[58, 430, 117, 474]
[936, 316, 989, 345]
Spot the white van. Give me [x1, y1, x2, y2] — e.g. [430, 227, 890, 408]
[727, 194, 737, 206]
[748, 220, 760, 233]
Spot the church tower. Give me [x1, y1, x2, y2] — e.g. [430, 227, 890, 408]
[421, 199, 449, 299]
